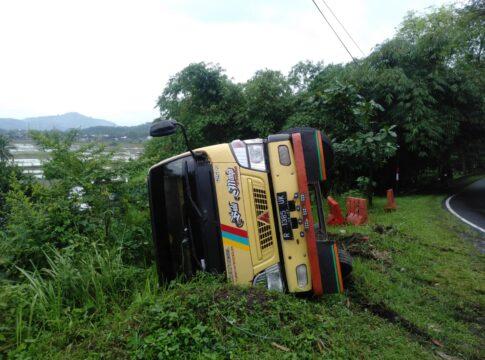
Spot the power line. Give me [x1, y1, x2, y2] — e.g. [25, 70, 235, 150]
[310, 0, 356, 62]
[319, 0, 365, 56]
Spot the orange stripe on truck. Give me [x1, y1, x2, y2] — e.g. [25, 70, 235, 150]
[316, 131, 327, 181]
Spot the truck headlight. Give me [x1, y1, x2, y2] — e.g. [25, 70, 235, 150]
[230, 140, 249, 167]
[253, 263, 284, 292]
[296, 264, 308, 288]
[247, 143, 265, 171]
[230, 139, 266, 171]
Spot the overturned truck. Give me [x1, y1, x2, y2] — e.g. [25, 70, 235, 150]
[148, 121, 352, 295]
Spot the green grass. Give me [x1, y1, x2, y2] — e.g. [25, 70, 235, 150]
[1, 195, 483, 359]
[333, 195, 484, 359]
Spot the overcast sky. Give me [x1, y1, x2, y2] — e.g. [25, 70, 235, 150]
[0, 0, 454, 126]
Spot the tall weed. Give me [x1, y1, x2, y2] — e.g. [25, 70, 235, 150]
[15, 245, 143, 335]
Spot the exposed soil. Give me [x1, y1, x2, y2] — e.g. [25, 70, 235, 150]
[328, 230, 392, 265]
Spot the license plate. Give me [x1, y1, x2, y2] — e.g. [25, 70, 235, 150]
[277, 192, 293, 240]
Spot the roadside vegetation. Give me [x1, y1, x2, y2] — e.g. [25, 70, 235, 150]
[0, 2, 483, 359]
[1, 195, 483, 359]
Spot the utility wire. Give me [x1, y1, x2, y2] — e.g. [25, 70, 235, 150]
[319, 0, 365, 56]
[310, 0, 356, 62]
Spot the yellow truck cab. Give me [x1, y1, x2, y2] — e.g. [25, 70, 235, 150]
[148, 120, 351, 296]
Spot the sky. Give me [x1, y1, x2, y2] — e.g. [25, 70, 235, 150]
[0, 0, 455, 126]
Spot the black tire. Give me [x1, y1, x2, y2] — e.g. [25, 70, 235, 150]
[337, 246, 353, 279]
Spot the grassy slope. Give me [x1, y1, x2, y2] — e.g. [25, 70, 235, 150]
[344, 196, 484, 359]
[2, 195, 484, 359]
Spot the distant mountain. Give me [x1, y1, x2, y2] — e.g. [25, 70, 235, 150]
[0, 112, 117, 131]
[0, 118, 24, 130]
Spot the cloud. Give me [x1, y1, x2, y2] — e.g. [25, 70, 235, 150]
[0, 0, 451, 125]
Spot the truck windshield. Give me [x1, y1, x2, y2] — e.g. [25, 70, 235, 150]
[162, 156, 193, 273]
[148, 155, 224, 282]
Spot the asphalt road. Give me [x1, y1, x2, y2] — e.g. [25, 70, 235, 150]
[446, 178, 485, 234]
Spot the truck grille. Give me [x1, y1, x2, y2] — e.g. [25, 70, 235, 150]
[253, 187, 273, 252]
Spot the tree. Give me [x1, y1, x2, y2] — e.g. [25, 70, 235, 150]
[334, 126, 397, 205]
[244, 70, 293, 136]
[156, 62, 248, 156]
[149, 1, 483, 192]
[288, 60, 325, 92]
[1, 131, 129, 273]
[340, 3, 484, 186]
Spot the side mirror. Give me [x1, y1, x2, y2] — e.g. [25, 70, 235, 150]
[150, 120, 178, 137]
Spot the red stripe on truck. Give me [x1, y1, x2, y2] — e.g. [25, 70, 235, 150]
[220, 224, 248, 238]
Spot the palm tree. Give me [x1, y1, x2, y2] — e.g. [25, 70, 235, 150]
[0, 134, 13, 162]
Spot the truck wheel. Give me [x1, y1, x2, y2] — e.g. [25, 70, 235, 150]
[337, 246, 353, 279]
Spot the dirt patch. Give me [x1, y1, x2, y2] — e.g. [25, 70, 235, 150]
[213, 286, 274, 314]
[328, 232, 392, 265]
[452, 302, 485, 341]
[349, 296, 466, 358]
[373, 224, 397, 235]
[328, 232, 369, 247]
[363, 301, 432, 342]
[245, 287, 274, 310]
[412, 275, 438, 287]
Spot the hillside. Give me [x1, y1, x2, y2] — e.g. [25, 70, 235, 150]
[0, 118, 24, 130]
[0, 112, 116, 131]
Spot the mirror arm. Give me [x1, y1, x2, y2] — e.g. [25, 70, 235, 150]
[175, 122, 197, 159]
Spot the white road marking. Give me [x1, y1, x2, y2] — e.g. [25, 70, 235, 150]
[445, 194, 485, 233]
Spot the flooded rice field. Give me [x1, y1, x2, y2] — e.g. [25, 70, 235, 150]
[11, 141, 144, 179]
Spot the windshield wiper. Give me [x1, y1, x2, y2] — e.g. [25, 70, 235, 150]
[183, 161, 205, 221]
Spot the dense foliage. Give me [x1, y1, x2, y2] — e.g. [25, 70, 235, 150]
[152, 3, 484, 194]
[0, 135, 26, 228]
[0, 131, 152, 277]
